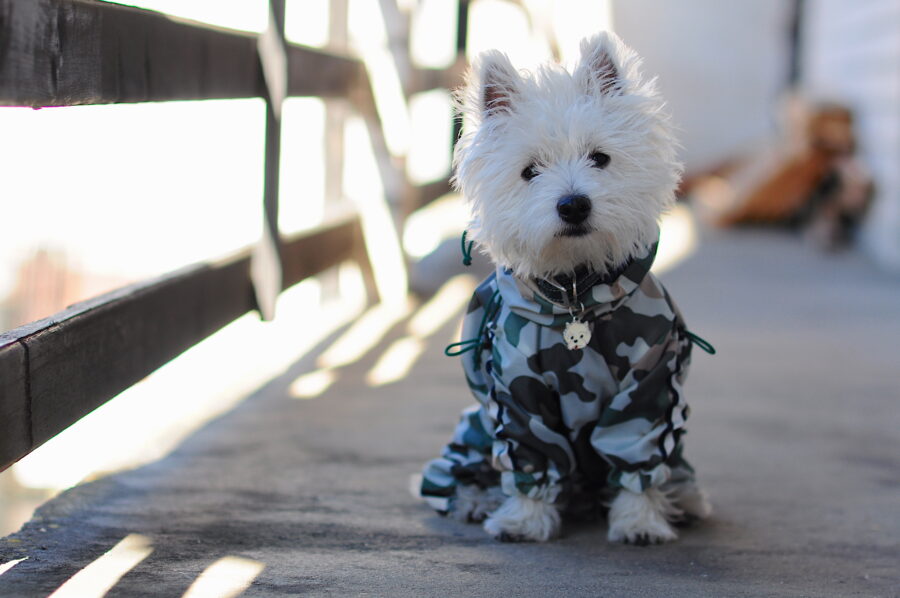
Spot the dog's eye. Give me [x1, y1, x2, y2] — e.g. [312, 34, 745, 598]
[521, 163, 539, 181]
[590, 151, 611, 169]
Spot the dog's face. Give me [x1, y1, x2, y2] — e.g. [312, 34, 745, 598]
[453, 33, 682, 279]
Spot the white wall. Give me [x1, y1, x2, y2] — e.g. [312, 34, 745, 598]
[802, 0, 900, 271]
[611, 0, 792, 174]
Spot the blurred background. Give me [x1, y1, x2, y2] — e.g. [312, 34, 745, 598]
[1, 0, 897, 536]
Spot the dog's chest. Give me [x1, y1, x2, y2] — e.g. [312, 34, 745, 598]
[486, 293, 686, 439]
[486, 303, 622, 425]
[466, 264, 684, 435]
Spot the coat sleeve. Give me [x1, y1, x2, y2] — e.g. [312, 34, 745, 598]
[456, 277, 572, 503]
[456, 274, 498, 405]
[484, 345, 572, 504]
[590, 322, 692, 494]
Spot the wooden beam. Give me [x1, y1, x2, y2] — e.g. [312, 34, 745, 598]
[0, 216, 364, 471]
[0, 342, 29, 467]
[281, 219, 360, 290]
[407, 62, 467, 96]
[287, 43, 364, 99]
[0, 0, 364, 107]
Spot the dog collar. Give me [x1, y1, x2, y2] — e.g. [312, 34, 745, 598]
[533, 257, 636, 306]
[534, 257, 641, 350]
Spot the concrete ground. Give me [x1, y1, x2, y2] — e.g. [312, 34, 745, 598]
[1, 229, 898, 597]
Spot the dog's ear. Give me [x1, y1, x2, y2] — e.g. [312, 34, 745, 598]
[576, 32, 626, 96]
[475, 51, 519, 117]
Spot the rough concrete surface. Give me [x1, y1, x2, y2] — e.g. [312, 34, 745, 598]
[1, 230, 898, 597]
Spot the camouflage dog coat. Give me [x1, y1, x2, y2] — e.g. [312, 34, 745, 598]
[420, 242, 700, 513]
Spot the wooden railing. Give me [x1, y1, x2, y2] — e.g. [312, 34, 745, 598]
[0, 0, 466, 471]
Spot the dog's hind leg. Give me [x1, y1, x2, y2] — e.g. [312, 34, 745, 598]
[667, 481, 712, 521]
[451, 484, 506, 523]
[661, 461, 712, 521]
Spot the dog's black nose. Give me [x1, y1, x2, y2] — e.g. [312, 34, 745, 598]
[556, 194, 592, 224]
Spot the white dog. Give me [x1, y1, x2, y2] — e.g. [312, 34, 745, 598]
[419, 32, 711, 544]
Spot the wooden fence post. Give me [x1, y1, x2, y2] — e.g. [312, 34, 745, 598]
[252, 0, 288, 321]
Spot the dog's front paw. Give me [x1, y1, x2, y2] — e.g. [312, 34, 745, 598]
[607, 489, 679, 545]
[483, 495, 561, 542]
[609, 523, 677, 545]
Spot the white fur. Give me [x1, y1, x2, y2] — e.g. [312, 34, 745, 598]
[453, 32, 682, 279]
[483, 495, 561, 542]
[668, 481, 713, 520]
[607, 488, 681, 544]
[409, 473, 423, 498]
[449, 484, 506, 523]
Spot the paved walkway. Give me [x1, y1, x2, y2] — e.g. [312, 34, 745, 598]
[1, 230, 898, 597]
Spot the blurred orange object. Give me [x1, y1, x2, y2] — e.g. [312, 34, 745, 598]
[718, 104, 870, 231]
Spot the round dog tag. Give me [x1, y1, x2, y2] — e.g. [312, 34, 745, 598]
[563, 318, 591, 350]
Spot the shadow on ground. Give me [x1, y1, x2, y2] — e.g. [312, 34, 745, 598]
[1, 229, 898, 597]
